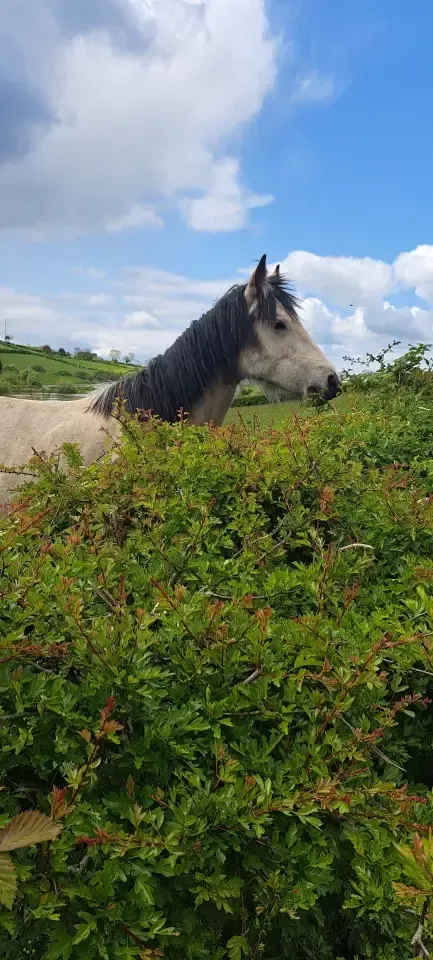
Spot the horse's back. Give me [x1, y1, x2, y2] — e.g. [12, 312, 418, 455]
[0, 395, 118, 507]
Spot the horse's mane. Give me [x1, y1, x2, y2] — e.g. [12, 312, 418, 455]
[88, 273, 299, 423]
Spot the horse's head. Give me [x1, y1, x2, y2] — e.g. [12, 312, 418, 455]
[239, 254, 340, 402]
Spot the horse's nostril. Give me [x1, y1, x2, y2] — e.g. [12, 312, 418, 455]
[321, 372, 341, 401]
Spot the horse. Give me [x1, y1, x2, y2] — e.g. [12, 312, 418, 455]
[0, 255, 340, 507]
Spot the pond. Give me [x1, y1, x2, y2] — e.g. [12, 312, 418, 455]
[9, 385, 110, 401]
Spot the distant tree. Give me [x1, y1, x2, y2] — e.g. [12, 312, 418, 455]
[4, 334, 12, 342]
[58, 348, 68, 357]
[41, 345, 52, 353]
[74, 350, 97, 361]
[109, 349, 121, 363]
[19, 368, 43, 389]
[123, 353, 135, 364]
[3, 365, 19, 385]
[238, 385, 256, 397]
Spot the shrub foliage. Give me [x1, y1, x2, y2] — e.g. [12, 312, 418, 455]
[2, 379, 433, 958]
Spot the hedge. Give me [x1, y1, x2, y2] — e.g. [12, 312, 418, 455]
[231, 394, 268, 407]
[1, 387, 433, 958]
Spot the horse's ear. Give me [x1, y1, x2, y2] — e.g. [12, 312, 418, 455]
[245, 254, 267, 307]
[271, 264, 280, 279]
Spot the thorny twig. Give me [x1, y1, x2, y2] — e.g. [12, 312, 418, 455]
[0, 466, 38, 478]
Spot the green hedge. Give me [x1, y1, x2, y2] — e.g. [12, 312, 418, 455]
[232, 394, 268, 407]
[1, 390, 433, 958]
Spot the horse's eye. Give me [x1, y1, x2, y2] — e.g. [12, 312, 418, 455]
[275, 320, 286, 331]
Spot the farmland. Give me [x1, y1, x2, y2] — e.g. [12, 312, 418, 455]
[0, 341, 135, 394]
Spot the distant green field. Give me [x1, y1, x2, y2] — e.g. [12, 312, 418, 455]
[226, 394, 349, 427]
[0, 343, 135, 391]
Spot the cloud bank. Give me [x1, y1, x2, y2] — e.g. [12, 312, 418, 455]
[3, 245, 433, 370]
[0, 0, 279, 235]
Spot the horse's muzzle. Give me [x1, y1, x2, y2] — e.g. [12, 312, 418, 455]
[323, 372, 341, 401]
[307, 372, 341, 403]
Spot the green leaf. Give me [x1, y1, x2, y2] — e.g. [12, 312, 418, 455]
[0, 853, 16, 909]
[227, 935, 249, 960]
[72, 923, 92, 946]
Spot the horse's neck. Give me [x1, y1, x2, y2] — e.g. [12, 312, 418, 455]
[189, 381, 237, 426]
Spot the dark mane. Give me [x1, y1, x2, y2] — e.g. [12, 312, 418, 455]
[268, 271, 300, 319]
[88, 273, 299, 422]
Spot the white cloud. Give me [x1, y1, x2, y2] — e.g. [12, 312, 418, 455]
[180, 158, 273, 232]
[128, 273, 227, 301]
[393, 245, 433, 304]
[124, 310, 159, 328]
[0, 0, 278, 234]
[88, 293, 112, 306]
[105, 204, 163, 233]
[0, 287, 60, 335]
[300, 297, 342, 344]
[279, 250, 393, 307]
[93, 327, 178, 360]
[363, 301, 433, 340]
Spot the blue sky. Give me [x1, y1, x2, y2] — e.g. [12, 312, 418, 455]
[0, 0, 432, 366]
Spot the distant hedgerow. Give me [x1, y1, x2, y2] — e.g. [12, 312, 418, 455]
[1, 389, 433, 959]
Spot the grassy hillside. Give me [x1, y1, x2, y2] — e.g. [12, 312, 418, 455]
[0, 342, 137, 393]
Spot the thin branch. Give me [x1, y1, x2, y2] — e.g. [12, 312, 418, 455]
[204, 588, 295, 603]
[150, 579, 197, 641]
[169, 499, 214, 587]
[382, 658, 433, 679]
[243, 667, 264, 685]
[412, 925, 430, 959]
[65, 853, 90, 875]
[0, 466, 38, 478]
[0, 713, 33, 722]
[30, 662, 55, 675]
[120, 923, 146, 947]
[412, 898, 431, 958]
[339, 543, 374, 552]
[31, 446, 51, 466]
[95, 587, 118, 612]
[340, 716, 405, 772]
[69, 611, 117, 675]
